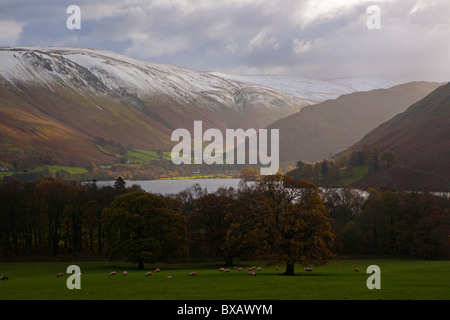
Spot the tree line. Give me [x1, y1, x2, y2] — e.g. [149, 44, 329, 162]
[0, 175, 449, 274]
[286, 145, 397, 186]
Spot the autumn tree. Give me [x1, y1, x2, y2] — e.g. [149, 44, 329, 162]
[247, 175, 335, 275]
[187, 188, 257, 265]
[187, 193, 234, 262]
[102, 191, 188, 269]
[239, 167, 259, 181]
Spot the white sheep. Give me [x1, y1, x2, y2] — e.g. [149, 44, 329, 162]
[109, 271, 116, 276]
[189, 272, 197, 276]
[145, 271, 152, 276]
[122, 271, 127, 275]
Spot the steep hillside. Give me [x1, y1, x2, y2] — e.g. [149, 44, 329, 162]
[268, 81, 443, 163]
[348, 82, 450, 191]
[0, 46, 398, 169]
[0, 46, 310, 167]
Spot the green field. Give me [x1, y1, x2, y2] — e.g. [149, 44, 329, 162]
[126, 149, 172, 163]
[32, 165, 89, 175]
[0, 259, 448, 300]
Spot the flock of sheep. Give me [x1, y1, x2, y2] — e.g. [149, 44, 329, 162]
[0, 266, 376, 280]
[0, 265, 373, 281]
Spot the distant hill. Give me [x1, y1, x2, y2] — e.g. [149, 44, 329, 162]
[268, 81, 443, 163]
[346, 82, 450, 191]
[0, 46, 398, 169]
[0, 46, 309, 167]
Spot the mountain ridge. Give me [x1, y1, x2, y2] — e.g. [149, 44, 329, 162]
[268, 81, 444, 163]
[0, 46, 422, 172]
[346, 82, 450, 191]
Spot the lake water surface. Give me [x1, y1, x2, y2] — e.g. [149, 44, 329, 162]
[97, 179, 248, 195]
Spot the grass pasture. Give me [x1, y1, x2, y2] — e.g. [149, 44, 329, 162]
[0, 259, 449, 300]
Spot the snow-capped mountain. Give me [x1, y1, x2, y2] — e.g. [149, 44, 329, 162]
[0, 46, 308, 118]
[0, 46, 398, 167]
[210, 72, 396, 103]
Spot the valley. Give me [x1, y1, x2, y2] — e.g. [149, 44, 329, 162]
[0, 46, 448, 191]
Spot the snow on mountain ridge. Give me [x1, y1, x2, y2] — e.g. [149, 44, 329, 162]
[0, 46, 396, 112]
[210, 72, 397, 103]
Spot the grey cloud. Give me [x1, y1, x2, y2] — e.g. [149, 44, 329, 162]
[1, 0, 449, 83]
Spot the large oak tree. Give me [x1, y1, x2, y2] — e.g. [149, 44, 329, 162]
[245, 175, 335, 275]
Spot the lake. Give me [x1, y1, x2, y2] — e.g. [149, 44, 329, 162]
[95, 178, 374, 199]
[97, 178, 250, 195]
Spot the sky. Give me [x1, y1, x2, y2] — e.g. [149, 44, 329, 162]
[0, 0, 449, 83]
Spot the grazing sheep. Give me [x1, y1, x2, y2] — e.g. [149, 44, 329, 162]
[223, 268, 230, 273]
[166, 275, 174, 279]
[354, 268, 360, 272]
[122, 271, 127, 276]
[189, 272, 197, 277]
[237, 267, 243, 271]
[0, 276, 8, 280]
[275, 266, 280, 270]
[219, 268, 225, 272]
[257, 267, 262, 271]
[109, 271, 117, 276]
[56, 273, 64, 277]
[248, 271, 256, 276]
[154, 268, 160, 272]
[304, 267, 312, 272]
[145, 271, 152, 277]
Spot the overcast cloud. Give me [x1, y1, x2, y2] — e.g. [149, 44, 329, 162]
[0, 0, 449, 83]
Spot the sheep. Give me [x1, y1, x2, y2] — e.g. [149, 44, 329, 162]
[154, 268, 160, 272]
[109, 271, 117, 276]
[56, 273, 64, 277]
[122, 271, 127, 276]
[248, 271, 256, 276]
[256, 267, 262, 271]
[0, 276, 8, 280]
[237, 267, 243, 271]
[354, 268, 360, 272]
[275, 266, 280, 270]
[189, 272, 197, 277]
[223, 268, 230, 273]
[304, 267, 312, 272]
[166, 275, 174, 279]
[145, 271, 152, 277]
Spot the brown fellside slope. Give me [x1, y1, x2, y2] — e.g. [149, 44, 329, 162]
[348, 82, 450, 191]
